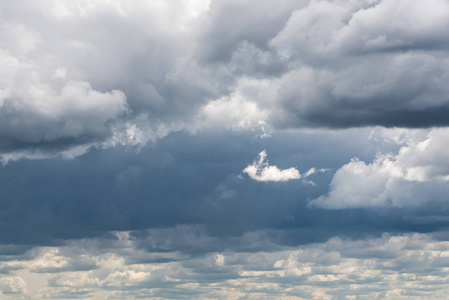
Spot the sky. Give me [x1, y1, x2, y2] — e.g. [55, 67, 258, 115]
[1, 0, 449, 299]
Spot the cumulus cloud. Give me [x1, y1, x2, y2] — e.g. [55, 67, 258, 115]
[243, 150, 320, 182]
[4, 0, 449, 163]
[0, 277, 26, 294]
[195, 78, 270, 135]
[2, 228, 449, 299]
[198, 0, 449, 129]
[3, 0, 449, 162]
[265, 0, 449, 128]
[310, 128, 449, 209]
[0, 0, 214, 162]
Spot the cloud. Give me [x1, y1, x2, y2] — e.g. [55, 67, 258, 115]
[4, 0, 449, 163]
[243, 150, 320, 182]
[195, 0, 308, 64]
[197, 0, 449, 129]
[194, 78, 270, 136]
[310, 128, 449, 209]
[265, 0, 449, 128]
[243, 150, 300, 182]
[0, 0, 214, 162]
[3, 1, 449, 298]
[0, 277, 26, 294]
[0, 128, 383, 245]
[3, 228, 449, 299]
[3, 0, 449, 163]
[0, 76, 127, 162]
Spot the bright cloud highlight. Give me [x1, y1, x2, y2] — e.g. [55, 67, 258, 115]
[243, 150, 318, 182]
[311, 128, 449, 209]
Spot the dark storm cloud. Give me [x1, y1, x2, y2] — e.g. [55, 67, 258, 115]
[195, 0, 449, 129]
[3, 0, 449, 162]
[0, 0, 216, 162]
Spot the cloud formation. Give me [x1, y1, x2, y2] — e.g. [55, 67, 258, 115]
[267, 0, 449, 128]
[197, 0, 449, 129]
[2, 228, 449, 299]
[243, 150, 318, 182]
[3, 0, 449, 162]
[0, 0, 213, 162]
[2, 0, 449, 297]
[311, 128, 449, 209]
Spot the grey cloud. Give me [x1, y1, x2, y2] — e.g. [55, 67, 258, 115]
[3, 0, 449, 162]
[195, 0, 309, 64]
[269, 0, 449, 128]
[0, 0, 216, 162]
[201, 0, 449, 130]
[271, 54, 449, 128]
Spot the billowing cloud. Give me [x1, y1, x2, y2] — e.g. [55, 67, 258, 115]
[267, 0, 449, 128]
[195, 78, 270, 136]
[243, 150, 320, 182]
[197, 0, 449, 129]
[311, 128, 449, 209]
[3, 0, 449, 162]
[0, 277, 26, 295]
[0, 0, 214, 162]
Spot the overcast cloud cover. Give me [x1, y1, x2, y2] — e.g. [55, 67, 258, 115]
[2, 0, 449, 298]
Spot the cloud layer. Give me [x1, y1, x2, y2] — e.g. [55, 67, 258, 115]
[196, 0, 449, 129]
[2, 0, 449, 298]
[0, 0, 213, 162]
[2, 228, 449, 299]
[3, 0, 449, 161]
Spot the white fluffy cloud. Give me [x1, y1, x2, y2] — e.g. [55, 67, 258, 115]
[195, 78, 270, 136]
[311, 128, 449, 209]
[243, 150, 320, 182]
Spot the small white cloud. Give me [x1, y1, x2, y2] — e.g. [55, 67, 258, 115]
[243, 150, 316, 182]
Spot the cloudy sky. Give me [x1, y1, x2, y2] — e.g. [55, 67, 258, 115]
[2, 0, 449, 298]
